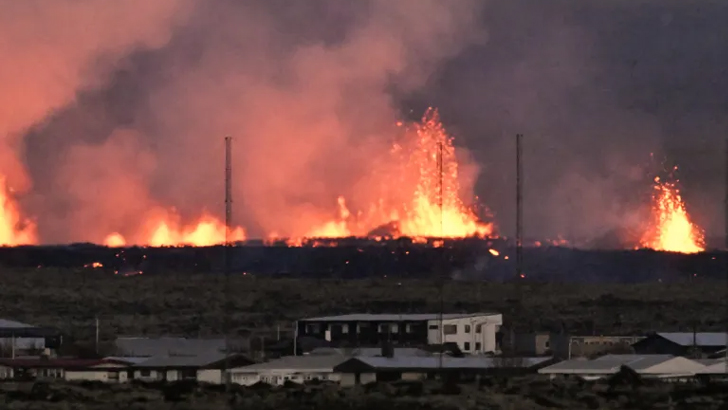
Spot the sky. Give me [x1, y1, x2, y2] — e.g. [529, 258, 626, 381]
[5, 0, 727, 244]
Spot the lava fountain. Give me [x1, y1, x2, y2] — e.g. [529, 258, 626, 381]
[301, 108, 494, 240]
[0, 176, 37, 246]
[639, 169, 704, 253]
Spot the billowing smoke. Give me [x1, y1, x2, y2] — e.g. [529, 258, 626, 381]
[18, 0, 488, 243]
[6, 1, 728, 247]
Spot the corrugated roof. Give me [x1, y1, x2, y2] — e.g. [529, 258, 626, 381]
[0, 319, 35, 329]
[104, 356, 150, 365]
[135, 352, 228, 368]
[655, 333, 727, 347]
[0, 358, 105, 369]
[341, 356, 550, 370]
[299, 313, 500, 322]
[308, 347, 431, 357]
[540, 355, 690, 374]
[232, 354, 349, 372]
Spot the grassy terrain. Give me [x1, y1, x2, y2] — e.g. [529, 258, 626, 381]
[1, 268, 725, 344]
[0, 376, 726, 410]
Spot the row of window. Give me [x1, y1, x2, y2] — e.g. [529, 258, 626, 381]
[428, 324, 483, 335]
[306, 323, 420, 334]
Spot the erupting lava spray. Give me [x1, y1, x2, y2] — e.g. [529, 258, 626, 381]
[639, 168, 705, 254]
[0, 177, 36, 246]
[297, 108, 495, 242]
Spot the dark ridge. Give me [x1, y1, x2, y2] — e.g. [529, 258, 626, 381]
[0, 238, 724, 283]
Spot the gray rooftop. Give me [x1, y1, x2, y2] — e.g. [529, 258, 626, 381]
[308, 347, 431, 357]
[0, 319, 35, 329]
[135, 352, 229, 368]
[541, 355, 678, 374]
[300, 313, 499, 322]
[654, 333, 727, 347]
[232, 354, 349, 373]
[339, 356, 550, 370]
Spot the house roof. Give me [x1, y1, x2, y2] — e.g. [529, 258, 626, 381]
[0, 336, 45, 350]
[231, 354, 349, 373]
[539, 355, 701, 375]
[335, 356, 550, 372]
[308, 347, 431, 357]
[0, 319, 35, 329]
[651, 333, 727, 347]
[0, 358, 112, 369]
[135, 352, 242, 368]
[114, 337, 246, 357]
[104, 356, 150, 365]
[697, 359, 727, 375]
[299, 313, 500, 322]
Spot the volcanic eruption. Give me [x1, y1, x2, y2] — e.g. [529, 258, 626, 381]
[639, 167, 705, 254]
[287, 108, 496, 244]
[0, 176, 36, 246]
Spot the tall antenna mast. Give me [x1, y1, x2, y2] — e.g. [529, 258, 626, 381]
[224, 135, 232, 391]
[438, 140, 444, 371]
[724, 137, 728, 371]
[516, 134, 524, 279]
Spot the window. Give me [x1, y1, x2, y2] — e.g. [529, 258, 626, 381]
[464, 342, 471, 351]
[405, 324, 413, 333]
[443, 324, 457, 335]
[475, 342, 481, 351]
[428, 324, 439, 330]
[475, 325, 482, 333]
[342, 324, 349, 334]
[391, 324, 399, 333]
[464, 325, 471, 333]
[545, 340, 550, 349]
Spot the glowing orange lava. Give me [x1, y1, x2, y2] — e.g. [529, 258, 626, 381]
[0, 176, 37, 246]
[298, 108, 494, 242]
[639, 172, 704, 254]
[103, 211, 245, 247]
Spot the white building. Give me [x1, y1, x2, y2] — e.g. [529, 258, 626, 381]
[539, 354, 708, 381]
[426, 313, 503, 354]
[132, 352, 252, 384]
[231, 354, 348, 386]
[297, 313, 502, 355]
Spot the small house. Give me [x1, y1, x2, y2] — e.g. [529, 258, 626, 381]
[133, 353, 253, 384]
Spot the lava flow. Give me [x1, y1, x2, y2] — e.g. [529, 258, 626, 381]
[103, 210, 245, 247]
[639, 170, 704, 254]
[299, 108, 494, 242]
[0, 176, 37, 246]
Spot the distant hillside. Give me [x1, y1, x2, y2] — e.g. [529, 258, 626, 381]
[0, 240, 724, 283]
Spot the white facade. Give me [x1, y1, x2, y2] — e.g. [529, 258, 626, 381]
[426, 313, 503, 354]
[539, 355, 710, 381]
[197, 369, 223, 384]
[65, 364, 129, 383]
[230, 355, 346, 386]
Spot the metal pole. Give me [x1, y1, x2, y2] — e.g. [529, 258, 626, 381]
[516, 134, 523, 279]
[724, 138, 728, 371]
[95, 315, 99, 355]
[224, 136, 232, 390]
[438, 141, 444, 372]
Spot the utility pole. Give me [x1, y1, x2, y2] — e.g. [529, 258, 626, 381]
[95, 315, 100, 355]
[437, 141, 444, 372]
[224, 136, 233, 391]
[724, 138, 728, 371]
[516, 134, 523, 279]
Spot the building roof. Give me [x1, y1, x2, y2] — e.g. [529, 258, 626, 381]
[307, 347, 431, 357]
[335, 356, 550, 372]
[0, 319, 35, 329]
[134, 352, 235, 368]
[232, 354, 349, 373]
[104, 356, 150, 365]
[697, 359, 727, 375]
[114, 337, 245, 357]
[0, 358, 112, 369]
[299, 313, 500, 322]
[539, 354, 703, 376]
[651, 333, 727, 347]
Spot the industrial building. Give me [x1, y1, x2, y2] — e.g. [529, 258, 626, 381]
[296, 313, 503, 354]
[0, 319, 62, 357]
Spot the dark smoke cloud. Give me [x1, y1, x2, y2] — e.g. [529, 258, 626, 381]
[15, 0, 728, 246]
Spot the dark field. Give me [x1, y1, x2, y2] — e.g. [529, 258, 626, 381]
[1, 375, 727, 410]
[2, 268, 725, 344]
